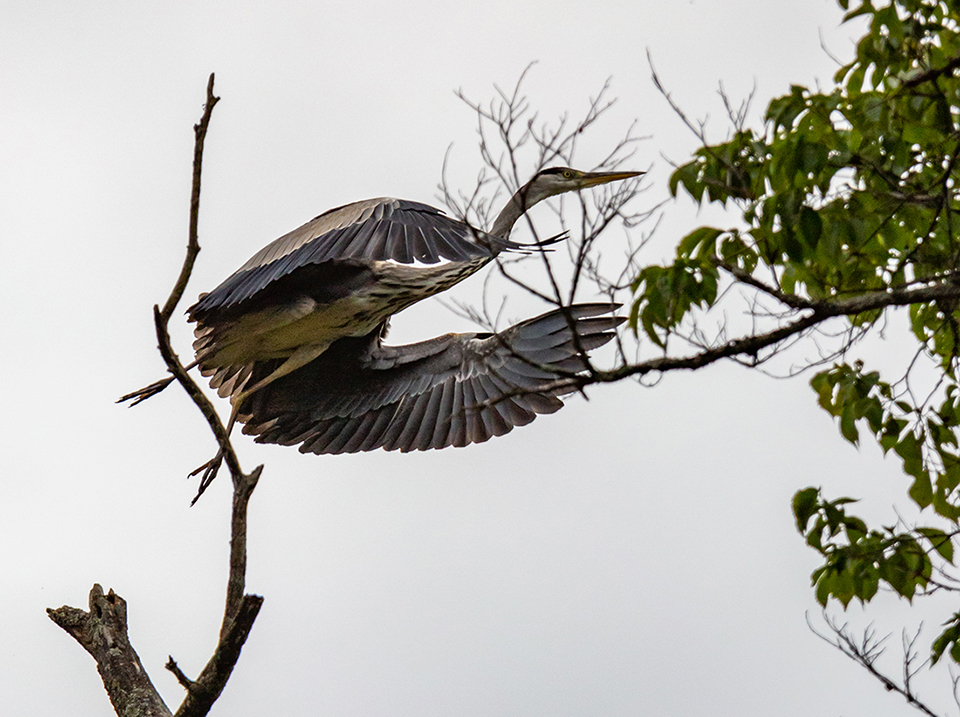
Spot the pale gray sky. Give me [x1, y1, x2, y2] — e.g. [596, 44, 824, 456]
[2, 1, 949, 715]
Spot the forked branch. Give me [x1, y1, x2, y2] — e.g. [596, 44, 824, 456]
[49, 74, 264, 717]
[809, 614, 941, 717]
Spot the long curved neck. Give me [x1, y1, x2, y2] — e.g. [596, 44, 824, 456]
[490, 177, 554, 238]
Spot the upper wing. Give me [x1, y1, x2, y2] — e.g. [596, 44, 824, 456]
[239, 304, 624, 454]
[190, 198, 512, 316]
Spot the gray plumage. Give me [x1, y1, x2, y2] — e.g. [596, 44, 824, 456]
[191, 198, 527, 316]
[238, 304, 624, 454]
[178, 167, 641, 451]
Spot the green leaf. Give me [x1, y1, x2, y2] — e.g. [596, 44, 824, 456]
[793, 488, 820, 532]
[677, 226, 723, 258]
[633, 0, 960, 624]
[815, 572, 832, 606]
[895, 433, 924, 479]
[909, 474, 934, 509]
[932, 613, 960, 665]
[840, 404, 860, 445]
[798, 207, 822, 250]
[669, 161, 706, 201]
[916, 527, 955, 563]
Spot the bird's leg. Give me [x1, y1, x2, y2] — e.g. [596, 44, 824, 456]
[188, 343, 330, 496]
[187, 345, 328, 493]
[228, 343, 332, 428]
[187, 344, 329, 497]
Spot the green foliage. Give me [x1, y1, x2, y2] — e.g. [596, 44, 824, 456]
[634, 0, 960, 333]
[931, 612, 960, 664]
[810, 363, 888, 447]
[630, 255, 718, 348]
[793, 487, 957, 607]
[810, 362, 960, 519]
[638, 0, 960, 667]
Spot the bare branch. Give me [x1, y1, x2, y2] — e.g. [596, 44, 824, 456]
[223, 466, 263, 630]
[48, 585, 172, 717]
[161, 73, 219, 323]
[173, 595, 264, 717]
[472, 277, 960, 411]
[809, 614, 942, 717]
[53, 74, 264, 717]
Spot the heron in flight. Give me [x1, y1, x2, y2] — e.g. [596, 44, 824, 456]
[127, 166, 640, 453]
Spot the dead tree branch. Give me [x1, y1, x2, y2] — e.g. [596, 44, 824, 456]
[50, 73, 264, 717]
[443, 71, 648, 352]
[172, 595, 264, 717]
[47, 585, 172, 717]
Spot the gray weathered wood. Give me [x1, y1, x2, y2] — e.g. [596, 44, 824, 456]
[48, 585, 172, 717]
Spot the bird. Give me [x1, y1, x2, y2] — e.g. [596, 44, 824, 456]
[125, 166, 640, 454]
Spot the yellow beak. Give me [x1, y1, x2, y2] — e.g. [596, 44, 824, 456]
[579, 170, 644, 188]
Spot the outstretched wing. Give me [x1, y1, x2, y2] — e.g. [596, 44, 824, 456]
[190, 198, 515, 317]
[239, 304, 623, 454]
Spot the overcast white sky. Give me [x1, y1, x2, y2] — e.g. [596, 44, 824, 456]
[2, 1, 953, 715]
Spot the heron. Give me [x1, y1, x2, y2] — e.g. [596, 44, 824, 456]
[125, 166, 640, 454]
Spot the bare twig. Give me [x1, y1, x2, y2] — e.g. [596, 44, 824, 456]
[166, 658, 195, 690]
[712, 258, 815, 311]
[809, 614, 941, 717]
[444, 70, 647, 388]
[162, 72, 219, 323]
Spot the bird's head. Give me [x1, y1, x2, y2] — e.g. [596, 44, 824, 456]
[523, 166, 644, 203]
[489, 165, 645, 237]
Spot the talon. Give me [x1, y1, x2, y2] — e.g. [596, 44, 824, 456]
[189, 451, 224, 505]
[117, 377, 175, 406]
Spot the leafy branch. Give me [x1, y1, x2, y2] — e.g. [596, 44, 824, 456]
[634, 0, 960, 708]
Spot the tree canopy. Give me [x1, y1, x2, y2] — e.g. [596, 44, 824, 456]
[633, 0, 960, 686]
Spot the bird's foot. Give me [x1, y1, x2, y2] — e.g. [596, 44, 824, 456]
[188, 450, 224, 505]
[117, 377, 175, 406]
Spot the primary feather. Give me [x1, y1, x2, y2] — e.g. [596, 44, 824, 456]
[238, 304, 624, 454]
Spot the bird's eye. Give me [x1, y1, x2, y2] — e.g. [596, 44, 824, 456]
[563, 170, 573, 178]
